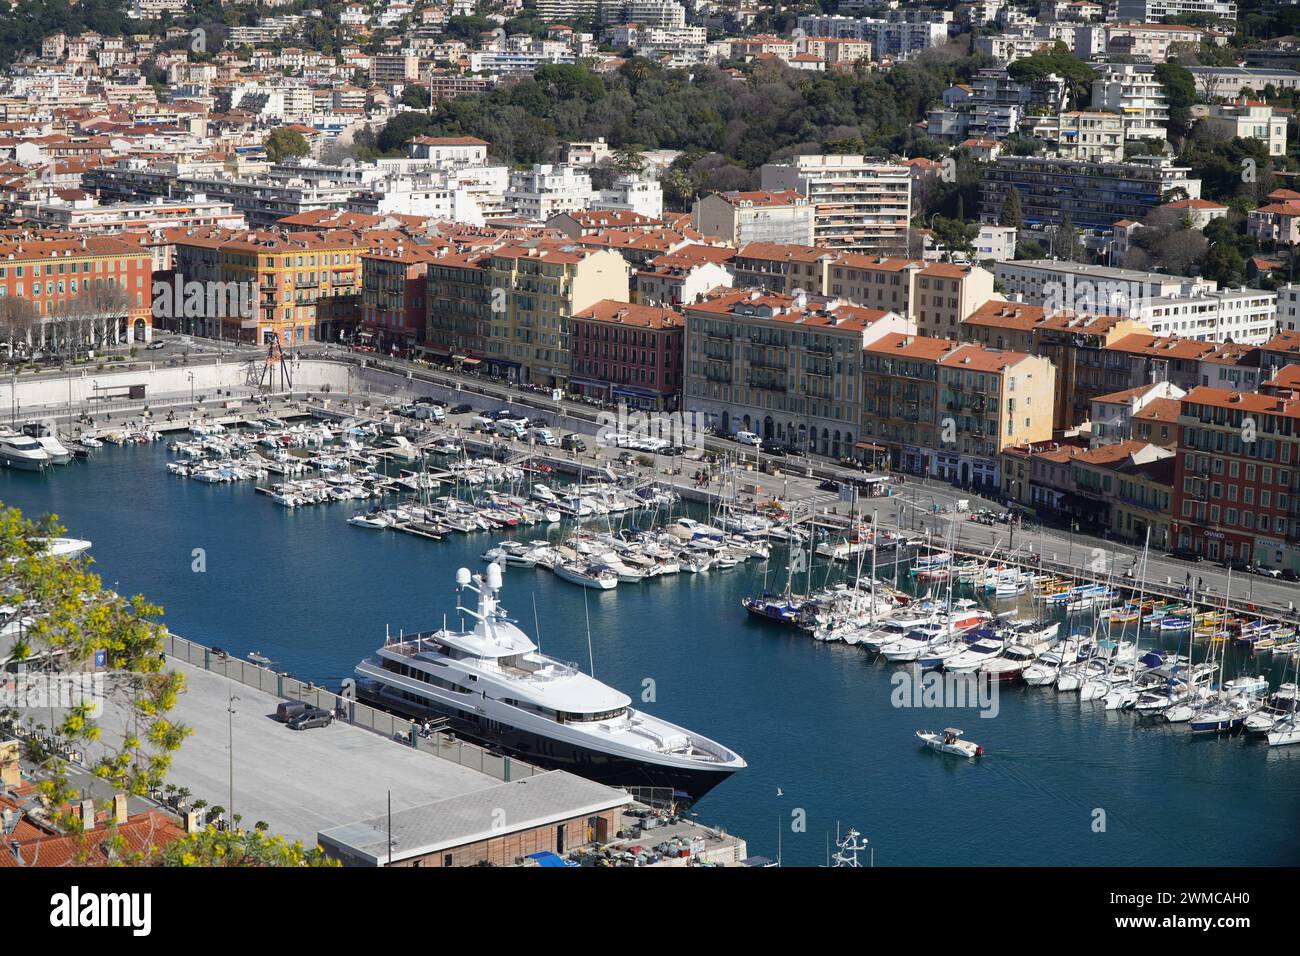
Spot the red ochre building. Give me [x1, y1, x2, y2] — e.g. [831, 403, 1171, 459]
[1171, 385, 1300, 571]
[569, 300, 684, 410]
[0, 232, 153, 345]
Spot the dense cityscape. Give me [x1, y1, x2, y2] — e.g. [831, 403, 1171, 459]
[0, 0, 1294, 905]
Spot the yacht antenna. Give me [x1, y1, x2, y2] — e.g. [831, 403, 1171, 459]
[583, 584, 595, 677]
[532, 592, 542, 655]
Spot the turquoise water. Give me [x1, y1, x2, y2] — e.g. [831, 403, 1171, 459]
[3, 442, 1299, 866]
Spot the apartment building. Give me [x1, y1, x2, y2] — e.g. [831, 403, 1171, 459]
[1089, 381, 1186, 447]
[0, 233, 153, 345]
[682, 289, 913, 455]
[1090, 63, 1170, 141]
[861, 334, 955, 476]
[995, 258, 1275, 344]
[569, 300, 684, 410]
[978, 156, 1201, 230]
[933, 344, 1057, 487]
[692, 190, 815, 246]
[360, 241, 439, 353]
[170, 228, 363, 344]
[484, 240, 629, 387]
[961, 300, 1151, 431]
[1192, 100, 1288, 157]
[759, 156, 911, 256]
[425, 249, 494, 364]
[1172, 387, 1300, 570]
[505, 164, 594, 222]
[1111, 0, 1236, 21]
[1045, 111, 1126, 162]
[1069, 440, 1177, 546]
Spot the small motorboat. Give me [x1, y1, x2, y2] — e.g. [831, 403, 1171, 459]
[247, 651, 273, 666]
[916, 727, 984, 758]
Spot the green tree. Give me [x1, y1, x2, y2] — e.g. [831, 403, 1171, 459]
[399, 84, 430, 109]
[999, 188, 1023, 229]
[264, 128, 310, 163]
[0, 502, 188, 829]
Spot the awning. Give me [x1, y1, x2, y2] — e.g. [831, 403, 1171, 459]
[612, 385, 666, 398]
[568, 376, 611, 389]
[855, 441, 886, 451]
[461, 357, 481, 365]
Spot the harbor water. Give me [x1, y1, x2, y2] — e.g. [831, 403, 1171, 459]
[4, 442, 1299, 866]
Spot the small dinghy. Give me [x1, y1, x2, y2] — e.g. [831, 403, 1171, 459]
[916, 727, 984, 758]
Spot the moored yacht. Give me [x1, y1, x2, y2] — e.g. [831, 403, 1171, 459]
[0, 431, 51, 470]
[354, 564, 745, 799]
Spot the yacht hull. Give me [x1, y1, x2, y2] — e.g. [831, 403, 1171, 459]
[361, 685, 738, 801]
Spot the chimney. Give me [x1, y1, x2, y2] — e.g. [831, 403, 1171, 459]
[113, 792, 128, 825]
[8, 839, 21, 866]
[80, 798, 95, 830]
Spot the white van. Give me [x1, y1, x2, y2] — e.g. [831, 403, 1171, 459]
[528, 427, 557, 446]
[735, 430, 762, 447]
[495, 418, 527, 439]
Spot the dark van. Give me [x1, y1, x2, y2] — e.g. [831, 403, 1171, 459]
[276, 700, 311, 723]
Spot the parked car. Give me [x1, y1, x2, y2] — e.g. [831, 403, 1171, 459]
[451, 403, 474, 415]
[276, 700, 311, 723]
[561, 434, 587, 452]
[146, 341, 166, 351]
[412, 396, 437, 405]
[1167, 548, 1202, 563]
[1255, 566, 1283, 578]
[818, 478, 841, 492]
[287, 706, 333, 731]
[1281, 568, 1299, 582]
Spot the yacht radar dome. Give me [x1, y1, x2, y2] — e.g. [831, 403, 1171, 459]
[456, 567, 472, 587]
[485, 562, 503, 590]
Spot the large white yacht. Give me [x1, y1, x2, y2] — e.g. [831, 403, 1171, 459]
[355, 564, 746, 800]
[0, 431, 51, 470]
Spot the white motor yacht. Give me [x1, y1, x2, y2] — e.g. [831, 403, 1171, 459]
[354, 564, 745, 798]
[0, 431, 51, 470]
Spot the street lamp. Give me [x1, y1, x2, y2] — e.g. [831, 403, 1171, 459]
[227, 689, 239, 830]
[187, 370, 195, 406]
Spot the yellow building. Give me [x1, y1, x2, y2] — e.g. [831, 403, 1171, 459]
[171, 227, 365, 344]
[484, 240, 629, 387]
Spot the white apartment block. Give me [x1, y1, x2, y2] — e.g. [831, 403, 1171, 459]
[1278, 284, 1300, 334]
[796, 15, 948, 59]
[1142, 288, 1276, 344]
[593, 175, 664, 219]
[975, 224, 1017, 262]
[506, 164, 595, 221]
[1091, 63, 1170, 141]
[604, 0, 688, 29]
[994, 260, 1276, 344]
[760, 155, 911, 256]
[692, 190, 816, 246]
[128, 0, 187, 17]
[1111, 0, 1236, 21]
[1192, 100, 1288, 157]
[1046, 111, 1126, 162]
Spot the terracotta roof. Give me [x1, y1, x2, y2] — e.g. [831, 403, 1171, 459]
[1132, 397, 1181, 424]
[938, 342, 1035, 372]
[573, 300, 683, 329]
[1181, 386, 1300, 419]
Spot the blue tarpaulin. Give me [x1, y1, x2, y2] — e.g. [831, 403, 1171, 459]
[526, 851, 574, 867]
